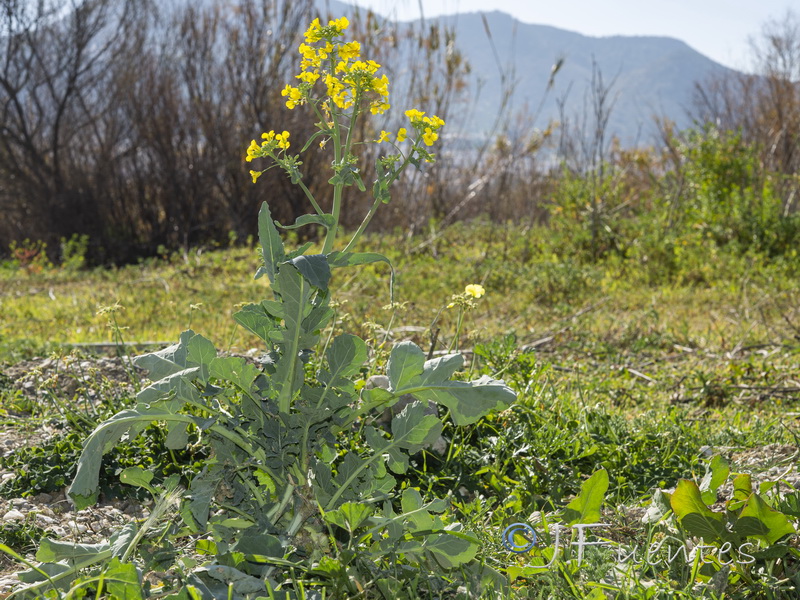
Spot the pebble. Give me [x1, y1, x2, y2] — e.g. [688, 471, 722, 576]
[3, 509, 25, 522]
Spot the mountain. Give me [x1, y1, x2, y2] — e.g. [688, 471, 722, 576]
[341, 5, 737, 145]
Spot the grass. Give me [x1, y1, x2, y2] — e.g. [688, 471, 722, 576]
[1, 220, 799, 598]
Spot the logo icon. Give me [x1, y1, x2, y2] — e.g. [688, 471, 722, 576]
[501, 522, 537, 553]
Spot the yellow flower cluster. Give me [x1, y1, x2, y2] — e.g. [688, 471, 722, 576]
[405, 109, 445, 146]
[278, 16, 390, 115]
[464, 284, 485, 299]
[246, 130, 291, 182]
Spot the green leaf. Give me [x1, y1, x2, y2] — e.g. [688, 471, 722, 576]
[670, 479, 725, 542]
[736, 493, 796, 545]
[387, 342, 426, 391]
[133, 330, 196, 381]
[399, 524, 479, 569]
[700, 455, 730, 505]
[324, 502, 374, 533]
[277, 213, 335, 231]
[386, 342, 516, 425]
[119, 467, 155, 494]
[103, 557, 144, 600]
[728, 473, 752, 511]
[412, 374, 516, 426]
[68, 406, 197, 509]
[391, 401, 443, 454]
[256, 202, 285, 283]
[233, 533, 283, 558]
[209, 356, 259, 393]
[233, 303, 278, 344]
[186, 334, 217, 382]
[326, 334, 368, 381]
[562, 468, 609, 525]
[37, 538, 110, 563]
[288, 254, 331, 289]
[202, 564, 266, 594]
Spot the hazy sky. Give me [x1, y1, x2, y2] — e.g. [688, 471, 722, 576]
[346, 0, 797, 71]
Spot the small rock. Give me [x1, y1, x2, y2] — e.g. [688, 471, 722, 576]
[35, 513, 56, 525]
[10, 498, 28, 507]
[3, 509, 25, 522]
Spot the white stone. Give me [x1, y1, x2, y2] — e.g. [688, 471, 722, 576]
[3, 509, 25, 522]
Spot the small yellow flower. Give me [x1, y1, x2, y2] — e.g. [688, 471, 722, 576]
[249, 170, 263, 183]
[464, 284, 485, 298]
[275, 131, 290, 150]
[397, 128, 407, 142]
[339, 40, 360, 61]
[422, 127, 438, 146]
[405, 108, 425, 121]
[377, 130, 390, 143]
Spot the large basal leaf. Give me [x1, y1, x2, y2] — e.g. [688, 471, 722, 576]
[68, 406, 197, 509]
[727, 473, 753, 512]
[36, 538, 110, 563]
[670, 479, 726, 543]
[385, 342, 515, 425]
[255, 202, 285, 283]
[562, 468, 609, 525]
[736, 493, 796, 545]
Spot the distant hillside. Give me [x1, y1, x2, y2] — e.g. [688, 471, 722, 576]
[336, 5, 737, 145]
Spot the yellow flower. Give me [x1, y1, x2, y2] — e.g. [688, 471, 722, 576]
[339, 40, 360, 61]
[397, 128, 407, 142]
[377, 130, 390, 143]
[281, 85, 303, 109]
[275, 131, 290, 150]
[422, 127, 438, 146]
[405, 108, 425, 122]
[370, 100, 390, 115]
[249, 170, 263, 183]
[464, 284, 485, 299]
[245, 139, 260, 162]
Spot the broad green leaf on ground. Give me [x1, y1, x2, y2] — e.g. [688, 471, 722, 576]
[36, 538, 110, 563]
[700, 455, 730, 505]
[562, 468, 609, 525]
[68, 406, 198, 509]
[136, 367, 201, 404]
[255, 202, 285, 283]
[670, 479, 726, 542]
[736, 493, 796, 545]
[119, 467, 155, 495]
